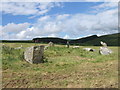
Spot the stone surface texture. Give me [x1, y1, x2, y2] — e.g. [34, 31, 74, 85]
[83, 48, 95, 52]
[99, 41, 112, 55]
[48, 42, 54, 47]
[24, 45, 44, 64]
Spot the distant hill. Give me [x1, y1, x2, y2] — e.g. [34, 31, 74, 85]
[1, 33, 119, 46]
[33, 37, 67, 44]
[1, 40, 33, 43]
[69, 35, 98, 45]
[33, 33, 119, 46]
[83, 33, 120, 46]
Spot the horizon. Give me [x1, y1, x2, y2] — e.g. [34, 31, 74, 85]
[1, 32, 119, 40]
[1, 1, 118, 40]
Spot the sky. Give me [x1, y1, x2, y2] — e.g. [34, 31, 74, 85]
[0, 1, 119, 40]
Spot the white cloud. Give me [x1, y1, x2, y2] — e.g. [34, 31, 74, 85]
[56, 14, 70, 20]
[48, 34, 57, 37]
[1, 23, 30, 40]
[2, 23, 30, 33]
[92, 2, 118, 10]
[1, 2, 62, 16]
[38, 15, 50, 21]
[63, 34, 70, 39]
[1, 2, 118, 40]
[1, 0, 119, 2]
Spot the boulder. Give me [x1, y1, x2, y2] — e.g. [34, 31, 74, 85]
[73, 46, 80, 48]
[66, 41, 70, 48]
[99, 47, 112, 55]
[99, 41, 112, 55]
[44, 46, 49, 50]
[83, 48, 95, 52]
[48, 42, 54, 47]
[100, 41, 107, 47]
[24, 45, 44, 64]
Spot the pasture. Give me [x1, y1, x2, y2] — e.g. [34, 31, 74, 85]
[1, 43, 119, 88]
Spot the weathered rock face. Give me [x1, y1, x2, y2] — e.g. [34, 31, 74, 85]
[24, 45, 44, 64]
[66, 41, 70, 48]
[99, 41, 112, 55]
[100, 41, 107, 47]
[99, 47, 112, 55]
[48, 42, 54, 47]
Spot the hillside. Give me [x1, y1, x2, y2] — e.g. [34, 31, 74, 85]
[33, 33, 119, 46]
[83, 33, 119, 46]
[69, 35, 98, 45]
[33, 37, 67, 44]
[1, 33, 119, 46]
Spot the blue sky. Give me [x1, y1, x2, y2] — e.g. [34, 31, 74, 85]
[2, 2, 103, 25]
[1, 1, 118, 40]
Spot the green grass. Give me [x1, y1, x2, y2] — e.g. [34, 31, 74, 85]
[2, 43, 119, 88]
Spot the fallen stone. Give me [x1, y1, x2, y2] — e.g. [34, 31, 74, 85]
[83, 48, 95, 52]
[99, 47, 112, 55]
[99, 41, 112, 55]
[73, 46, 80, 48]
[24, 45, 44, 64]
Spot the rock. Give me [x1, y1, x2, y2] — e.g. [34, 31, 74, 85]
[73, 46, 80, 48]
[44, 46, 49, 50]
[24, 45, 44, 64]
[83, 48, 95, 52]
[48, 42, 54, 47]
[66, 41, 70, 48]
[100, 41, 107, 47]
[99, 47, 112, 55]
[99, 41, 112, 55]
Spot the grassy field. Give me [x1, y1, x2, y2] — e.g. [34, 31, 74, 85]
[1, 43, 119, 88]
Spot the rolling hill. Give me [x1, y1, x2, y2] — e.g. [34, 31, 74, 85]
[1, 33, 119, 46]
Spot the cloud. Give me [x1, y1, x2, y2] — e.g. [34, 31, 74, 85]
[2, 23, 30, 33]
[63, 34, 70, 39]
[1, 2, 118, 40]
[1, 2, 62, 16]
[38, 15, 50, 21]
[92, 2, 118, 10]
[1, 23, 30, 39]
[1, 0, 119, 2]
[56, 14, 70, 20]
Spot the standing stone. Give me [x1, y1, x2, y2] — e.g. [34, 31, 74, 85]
[99, 41, 112, 55]
[100, 41, 107, 47]
[99, 47, 112, 55]
[48, 42, 54, 47]
[24, 45, 44, 64]
[66, 41, 70, 48]
[73, 46, 80, 48]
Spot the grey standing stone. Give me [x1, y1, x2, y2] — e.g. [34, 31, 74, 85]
[66, 41, 70, 48]
[100, 41, 107, 47]
[99, 41, 112, 55]
[99, 47, 112, 55]
[48, 42, 54, 47]
[24, 45, 44, 64]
